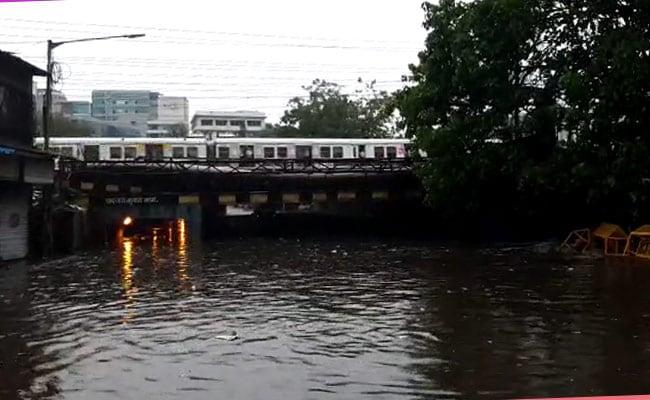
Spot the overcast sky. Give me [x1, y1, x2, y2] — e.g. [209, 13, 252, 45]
[0, 0, 428, 122]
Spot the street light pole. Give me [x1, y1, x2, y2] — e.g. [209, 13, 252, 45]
[40, 33, 144, 256]
[43, 40, 53, 151]
[41, 33, 145, 151]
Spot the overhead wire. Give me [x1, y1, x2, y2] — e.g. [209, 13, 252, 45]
[0, 23, 418, 52]
[0, 17, 419, 47]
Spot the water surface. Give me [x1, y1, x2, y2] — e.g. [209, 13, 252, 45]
[2, 224, 650, 399]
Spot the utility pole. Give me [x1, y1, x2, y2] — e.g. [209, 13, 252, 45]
[40, 33, 144, 255]
[43, 40, 53, 151]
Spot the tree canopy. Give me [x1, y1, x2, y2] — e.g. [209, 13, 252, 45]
[398, 0, 650, 233]
[277, 79, 397, 138]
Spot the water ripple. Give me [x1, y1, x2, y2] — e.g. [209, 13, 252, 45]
[2, 237, 650, 399]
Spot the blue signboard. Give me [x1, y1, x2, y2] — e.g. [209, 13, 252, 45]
[0, 146, 17, 156]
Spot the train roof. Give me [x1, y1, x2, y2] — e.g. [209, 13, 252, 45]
[34, 137, 411, 145]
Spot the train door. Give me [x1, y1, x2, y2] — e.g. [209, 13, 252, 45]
[296, 145, 312, 159]
[239, 145, 254, 159]
[206, 144, 216, 160]
[83, 145, 99, 161]
[145, 144, 164, 161]
[358, 145, 366, 158]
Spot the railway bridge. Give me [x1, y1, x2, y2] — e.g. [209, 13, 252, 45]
[58, 158, 425, 238]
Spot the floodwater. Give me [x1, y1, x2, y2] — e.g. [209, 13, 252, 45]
[2, 221, 650, 399]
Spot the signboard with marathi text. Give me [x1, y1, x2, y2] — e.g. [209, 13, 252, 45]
[98, 195, 179, 207]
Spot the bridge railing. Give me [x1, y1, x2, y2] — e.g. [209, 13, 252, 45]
[58, 158, 417, 175]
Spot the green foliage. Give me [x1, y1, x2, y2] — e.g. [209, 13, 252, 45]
[278, 79, 397, 138]
[398, 0, 650, 232]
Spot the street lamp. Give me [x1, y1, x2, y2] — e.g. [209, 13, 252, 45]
[42, 33, 145, 150]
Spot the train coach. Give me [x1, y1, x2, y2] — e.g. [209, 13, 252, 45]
[33, 137, 413, 161]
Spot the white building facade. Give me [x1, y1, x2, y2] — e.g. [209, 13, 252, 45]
[147, 96, 189, 137]
[191, 110, 266, 138]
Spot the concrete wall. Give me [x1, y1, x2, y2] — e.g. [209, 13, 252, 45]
[0, 183, 30, 261]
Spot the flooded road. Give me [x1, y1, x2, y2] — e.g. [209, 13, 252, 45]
[2, 223, 650, 399]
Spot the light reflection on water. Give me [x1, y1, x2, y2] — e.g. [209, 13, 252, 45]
[2, 234, 650, 399]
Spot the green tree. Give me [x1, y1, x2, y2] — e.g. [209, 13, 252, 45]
[278, 79, 397, 138]
[398, 0, 650, 231]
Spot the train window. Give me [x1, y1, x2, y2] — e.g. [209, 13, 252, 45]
[172, 146, 185, 158]
[187, 146, 199, 158]
[333, 146, 343, 158]
[277, 146, 288, 158]
[230, 120, 245, 127]
[296, 146, 312, 159]
[263, 147, 275, 158]
[374, 146, 385, 158]
[215, 120, 227, 126]
[240, 145, 254, 159]
[319, 146, 331, 158]
[247, 120, 262, 127]
[124, 146, 137, 159]
[60, 146, 74, 157]
[386, 146, 397, 159]
[109, 147, 123, 159]
[200, 119, 214, 126]
[218, 146, 230, 159]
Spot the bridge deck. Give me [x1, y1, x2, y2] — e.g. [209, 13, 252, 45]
[59, 158, 415, 176]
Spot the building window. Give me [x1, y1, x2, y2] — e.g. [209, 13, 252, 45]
[124, 146, 137, 159]
[230, 120, 245, 127]
[187, 146, 199, 158]
[333, 146, 343, 159]
[172, 146, 185, 158]
[246, 120, 262, 127]
[218, 146, 230, 159]
[386, 146, 397, 159]
[215, 120, 227, 126]
[109, 147, 123, 159]
[200, 119, 214, 126]
[320, 146, 331, 158]
[374, 146, 385, 158]
[263, 147, 275, 158]
[277, 146, 288, 158]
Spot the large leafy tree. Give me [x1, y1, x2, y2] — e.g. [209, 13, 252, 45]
[278, 79, 397, 138]
[398, 0, 650, 229]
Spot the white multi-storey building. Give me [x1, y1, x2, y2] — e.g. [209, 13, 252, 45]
[147, 96, 189, 137]
[35, 88, 67, 116]
[157, 96, 189, 122]
[190, 110, 266, 138]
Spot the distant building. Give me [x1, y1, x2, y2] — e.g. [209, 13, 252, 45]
[0, 50, 54, 261]
[91, 90, 160, 136]
[35, 88, 67, 116]
[157, 96, 189, 122]
[147, 96, 189, 137]
[61, 101, 91, 118]
[191, 110, 266, 138]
